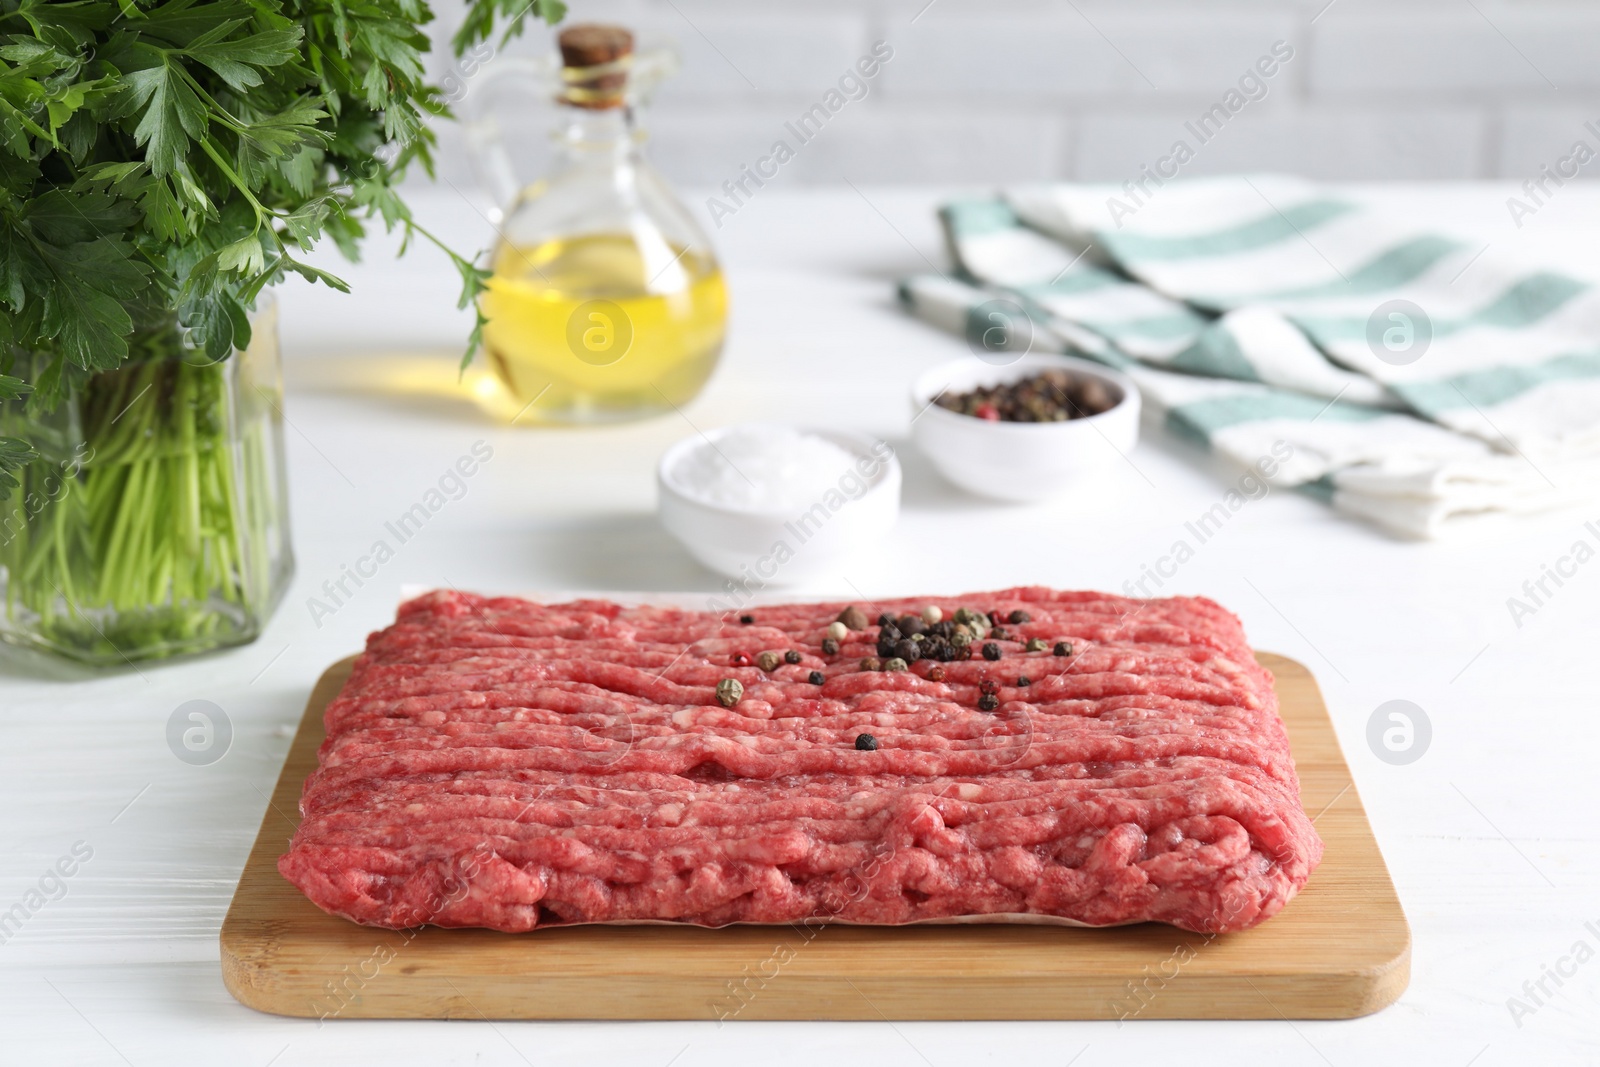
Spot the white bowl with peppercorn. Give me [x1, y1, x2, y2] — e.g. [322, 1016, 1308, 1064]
[911, 354, 1141, 502]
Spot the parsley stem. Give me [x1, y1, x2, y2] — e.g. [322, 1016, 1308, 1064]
[0, 314, 288, 663]
[197, 138, 267, 228]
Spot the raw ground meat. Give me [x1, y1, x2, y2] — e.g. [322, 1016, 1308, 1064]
[279, 588, 1323, 934]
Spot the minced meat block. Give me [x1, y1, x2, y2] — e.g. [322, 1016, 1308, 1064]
[278, 588, 1323, 934]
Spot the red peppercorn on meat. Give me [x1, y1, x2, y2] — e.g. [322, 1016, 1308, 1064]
[279, 588, 1323, 933]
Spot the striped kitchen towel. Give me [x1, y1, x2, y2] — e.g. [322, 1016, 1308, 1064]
[898, 175, 1600, 538]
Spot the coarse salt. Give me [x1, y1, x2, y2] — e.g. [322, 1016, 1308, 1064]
[670, 424, 861, 511]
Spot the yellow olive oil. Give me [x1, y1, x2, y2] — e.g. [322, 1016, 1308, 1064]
[479, 233, 727, 421]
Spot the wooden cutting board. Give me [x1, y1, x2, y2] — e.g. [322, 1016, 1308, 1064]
[221, 652, 1409, 1020]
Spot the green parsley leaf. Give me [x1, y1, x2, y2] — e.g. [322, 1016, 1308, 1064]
[0, 0, 567, 500]
[125, 58, 209, 176]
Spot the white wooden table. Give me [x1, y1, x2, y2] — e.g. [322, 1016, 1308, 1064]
[2, 185, 1596, 1065]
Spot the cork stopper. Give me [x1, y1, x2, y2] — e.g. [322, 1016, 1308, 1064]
[559, 24, 633, 67]
[558, 24, 634, 108]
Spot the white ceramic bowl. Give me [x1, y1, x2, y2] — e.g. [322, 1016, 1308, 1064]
[657, 425, 902, 584]
[911, 354, 1141, 502]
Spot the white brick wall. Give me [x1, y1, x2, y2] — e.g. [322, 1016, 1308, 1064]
[1497, 105, 1600, 180]
[883, 11, 1301, 100]
[1310, 10, 1600, 96]
[1074, 107, 1487, 182]
[418, 0, 1600, 195]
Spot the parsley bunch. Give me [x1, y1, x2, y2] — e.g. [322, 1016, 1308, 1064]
[0, 0, 565, 495]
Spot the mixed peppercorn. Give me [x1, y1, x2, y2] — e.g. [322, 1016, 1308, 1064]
[936, 368, 1119, 422]
[730, 604, 1074, 674]
[867, 606, 991, 665]
[719, 603, 1079, 744]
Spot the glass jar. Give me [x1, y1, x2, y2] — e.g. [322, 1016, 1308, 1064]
[0, 298, 293, 665]
[466, 24, 728, 423]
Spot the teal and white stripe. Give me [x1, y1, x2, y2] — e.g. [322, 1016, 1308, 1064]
[900, 177, 1600, 538]
[1005, 178, 1600, 455]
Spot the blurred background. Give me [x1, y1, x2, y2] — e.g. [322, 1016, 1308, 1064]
[280, 0, 1600, 356]
[421, 0, 1600, 188]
